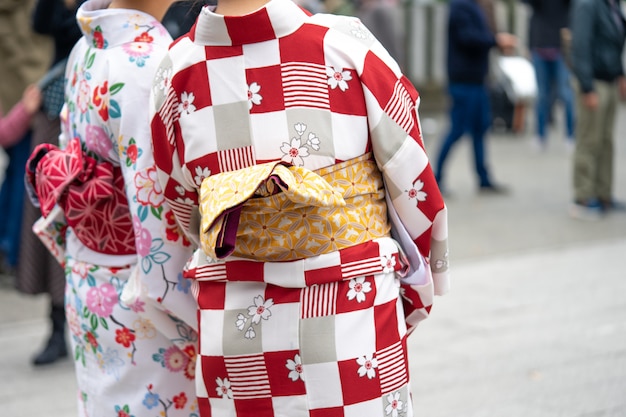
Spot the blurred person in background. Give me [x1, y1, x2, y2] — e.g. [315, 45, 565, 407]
[0, 85, 42, 148]
[434, 0, 517, 195]
[523, 0, 576, 152]
[0, 0, 51, 274]
[569, 0, 626, 220]
[14, 0, 87, 367]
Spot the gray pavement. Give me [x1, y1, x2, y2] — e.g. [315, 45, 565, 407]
[1, 103, 625, 416]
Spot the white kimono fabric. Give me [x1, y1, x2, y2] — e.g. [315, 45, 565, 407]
[57, 1, 199, 416]
[149, 0, 450, 416]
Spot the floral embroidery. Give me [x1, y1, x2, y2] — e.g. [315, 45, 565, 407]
[115, 327, 136, 348]
[385, 391, 404, 417]
[280, 122, 321, 166]
[326, 66, 352, 91]
[347, 277, 371, 303]
[85, 125, 114, 157]
[286, 354, 304, 381]
[86, 282, 118, 317]
[123, 31, 154, 67]
[92, 25, 108, 49]
[216, 377, 234, 399]
[235, 295, 274, 339]
[356, 354, 378, 379]
[405, 178, 427, 207]
[193, 166, 211, 186]
[113, 404, 132, 417]
[132, 317, 156, 339]
[154, 66, 172, 92]
[121, 137, 143, 168]
[135, 166, 164, 207]
[248, 81, 262, 109]
[280, 137, 309, 166]
[92, 80, 124, 121]
[178, 91, 196, 115]
[349, 19, 373, 40]
[381, 254, 397, 273]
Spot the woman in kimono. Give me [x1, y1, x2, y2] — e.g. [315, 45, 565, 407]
[150, 0, 450, 415]
[25, 0, 198, 416]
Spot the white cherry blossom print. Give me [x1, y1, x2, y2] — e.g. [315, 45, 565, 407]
[235, 313, 247, 331]
[381, 254, 397, 273]
[244, 326, 256, 339]
[247, 82, 262, 109]
[247, 295, 274, 324]
[286, 354, 304, 381]
[155, 66, 172, 92]
[178, 91, 196, 115]
[294, 122, 307, 136]
[350, 19, 373, 40]
[193, 166, 211, 186]
[385, 391, 404, 417]
[347, 277, 372, 303]
[326, 66, 353, 91]
[356, 354, 378, 379]
[307, 132, 320, 151]
[215, 377, 233, 399]
[406, 179, 427, 207]
[280, 137, 310, 166]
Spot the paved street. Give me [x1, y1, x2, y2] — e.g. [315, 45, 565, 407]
[1, 103, 625, 417]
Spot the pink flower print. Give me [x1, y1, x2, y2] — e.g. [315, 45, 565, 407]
[347, 277, 372, 303]
[286, 354, 304, 382]
[381, 254, 397, 273]
[133, 215, 153, 257]
[127, 297, 146, 314]
[163, 346, 189, 372]
[66, 304, 82, 339]
[385, 392, 404, 417]
[77, 79, 91, 114]
[178, 91, 196, 115]
[135, 166, 164, 207]
[85, 125, 113, 157]
[216, 377, 233, 399]
[247, 82, 262, 109]
[406, 179, 427, 207]
[247, 295, 274, 324]
[86, 283, 118, 317]
[326, 66, 352, 91]
[280, 137, 309, 166]
[356, 354, 378, 379]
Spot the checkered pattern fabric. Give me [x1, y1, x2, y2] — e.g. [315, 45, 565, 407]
[149, 0, 449, 415]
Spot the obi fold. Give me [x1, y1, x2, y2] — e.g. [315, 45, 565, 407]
[199, 153, 391, 261]
[26, 138, 136, 255]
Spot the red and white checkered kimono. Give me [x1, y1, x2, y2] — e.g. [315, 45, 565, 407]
[149, 0, 450, 416]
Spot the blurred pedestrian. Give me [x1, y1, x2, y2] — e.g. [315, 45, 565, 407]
[14, 0, 88, 368]
[523, 0, 576, 152]
[149, 0, 450, 415]
[434, 0, 517, 195]
[0, 0, 51, 272]
[25, 0, 197, 415]
[569, 0, 626, 220]
[0, 85, 42, 147]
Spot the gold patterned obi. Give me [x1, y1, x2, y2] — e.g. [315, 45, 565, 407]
[199, 153, 391, 262]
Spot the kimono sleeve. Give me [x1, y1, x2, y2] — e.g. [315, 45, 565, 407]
[109, 48, 199, 342]
[149, 53, 202, 248]
[360, 46, 450, 333]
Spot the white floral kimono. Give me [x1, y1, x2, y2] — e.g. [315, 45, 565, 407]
[42, 1, 200, 416]
[149, 0, 450, 416]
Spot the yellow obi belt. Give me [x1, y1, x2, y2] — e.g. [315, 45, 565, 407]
[199, 153, 391, 262]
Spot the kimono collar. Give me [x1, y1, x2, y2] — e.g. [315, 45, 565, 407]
[77, 0, 170, 49]
[193, 0, 311, 46]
